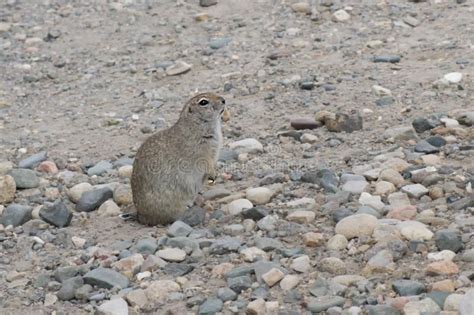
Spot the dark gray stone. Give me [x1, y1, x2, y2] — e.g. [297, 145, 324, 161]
[54, 266, 86, 283]
[57, 276, 84, 301]
[331, 207, 353, 222]
[227, 275, 252, 293]
[434, 229, 463, 253]
[392, 279, 426, 296]
[254, 237, 283, 251]
[414, 140, 440, 154]
[163, 263, 194, 276]
[39, 199, 72, 228]
[83, 267, 129, 289]
[180, 206, 205, 226]
[8, 169, 40, 189]
[224, 266, 254, 279]
[241, 207, 269, 221]
[412, 118, 435, 133]
[200, 0, 217, 7]
[1, 203, 32, 226]
[198, 297, 223, 315]
[290, 117, 321, 130]
[373, 55, 401, 63]
[18, 151, 47, 169]
[75, 187, 113, 212]
[426, 136, 446, 147]
[300, 81, 315, 90]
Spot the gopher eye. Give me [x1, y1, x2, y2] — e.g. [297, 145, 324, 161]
[198, 98, 209, 106]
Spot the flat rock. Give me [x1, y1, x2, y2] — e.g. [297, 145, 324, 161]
[156, 248, 186, 262]
[228, 138, 263, 154]
[165, 61, 192, 76]
[287, 210, 315, 224]
[307, 296, 345, 312]
[83, 267, 129, 289]
[18, 151, 47, 169]
[96, 298, 129, 315]
[226, 199, 253, 215]
[392, 279, 426, 296]
[87, 160, 113, 176]
[198, 297, 223, 315]
[401, 184, 429, 198]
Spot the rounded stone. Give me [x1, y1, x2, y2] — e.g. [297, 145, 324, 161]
[335, 214, 379, 239]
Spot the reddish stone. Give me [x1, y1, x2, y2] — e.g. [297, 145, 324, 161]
[390, 297, 409, 311]
[386, 205, 417, 220]
[426, 261, 459, 276]
[37, 161, 59, 174]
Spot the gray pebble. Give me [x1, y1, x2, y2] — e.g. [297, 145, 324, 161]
[18, 151, 47, 169]
[75, 187, 113, 212]
[9, 169, 40, 189]
[0, 203, 32, 227]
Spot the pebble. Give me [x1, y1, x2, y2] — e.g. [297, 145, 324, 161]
[165, 61, 192, 76]
[8, 169, 40, 189]
[379, 168, 405, 187]
[0, 175, 16, 203]
[240, 247, 267, 262]
[112, 253, 144, 277]
[96, 298, 129, 315]
[280, 274, 299, 290]
[412, 117, 436, 133]
[375, 181, 396, 195]
[199, 0, 217, 7]
[401, 184, 428, 198]
[68, 183, 93, 203]
[332, 9, 350, 22]
[113, 184, 132, 206]
[461, 249, 474, 262]
[320, 257, 346, 275]
[291, 255, 310, 273]
[226, 199, 253, 215]
[83, 267, 129, 289]
[18, 151, 47, 169]
[97, 200, 121, 217]
[444, 293, 463, 311]
[261, 268, 284, 287]
[39, 200, 72, 227]
[125, 289, 148, 309]
[37, 161, 59, 174]
[324, 112, 363, 133]
[459, 290, 474, 315]
[227, 275, 252, 293]
[228, 138, 263, 154]
[0, 203, 32, 227]
[118, 165, 133, 178]
[168, 220, 193, 237]
[307, 296, 345, 313]
[247, 298, 265, 315]
[415, 140, 440, 153]
[426, 260, 459, 275]
[397, 221, 433, 241]
[303, 232, 324, 247]
[87, 160, 113, 176]
[327, 234, 348, 250]
[287, 210, 315, 224]
[387, 205, 417, 221]
[291, 2, 311, 14]
[57, 276, 84, 301]
[0, 161, 14, 175]
[383, 126, 418, 141]
[373, 55, 401, 63]
[359, 192, 385, 211]
[341, 180, 368, 194]
[157, 248, 186, 262]
[392, 279, 426, 296]
[444, 72, 463, 84]
[246, 187, 273, 205]
[404, 298, 441, 315]
[434, 229, 463, 253]
[335, 214, 379, 239]
[76, 187, 113, 212]
[209, 37, 231, 50]
[428, 250, 456, 262]
[372, 85, 392, 96]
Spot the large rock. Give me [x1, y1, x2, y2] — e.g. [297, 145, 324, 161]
[0, 175, 16, 203]
[39, 200, 72, 227]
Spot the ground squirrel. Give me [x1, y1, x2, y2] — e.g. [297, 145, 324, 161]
[131, 93, 230, 225]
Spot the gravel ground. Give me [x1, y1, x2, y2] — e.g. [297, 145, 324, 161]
[0, 0, 473, 314]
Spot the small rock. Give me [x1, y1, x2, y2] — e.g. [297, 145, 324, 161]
[9, 169, 40, 189]
[434, 229, 463, 253]
[301, 133, 319, 144]
[335, 214, 379, 239]
[113, 184, 133, 206]
[0, 203, 32, 227]
[246, 187, 273, 205]
[87, 160, 113, 176]
[373, 55, 401, 63]
[325, 112, 363, 133]
[18, 151, 47, 169]
[39, 200, 72, 227]
[444, 293, 463, 311]
[228, 138, 263, 154]
[68, 183, 93, 203]
[76, 187, 113, 212]
[287, 210, 315, 224]
[359, 192, 385, 211]
[307, 296, 345, 313]
[341, 180, 368, 194]
[291, 255, 310, 273]
[412, 117, 436, 133]
[125, 289, 149, 309]
[226, 199, 253, 215]
[97, 200, 121, 217]
[57, 276, 84, 301]
[303, 232, 325, 247]
[168, 220, 193, 237]
[290, 117, 321, 130]
[118, 165, 133, 178]
[386, 205, 417, 221]
[247, 298, 266, 315]
[426, 260, 459, 275]
[401, 184, 429, 198]
[404, 298, 440, 315]
[157, 248, 186, 262]
[166, 61, 192, 76]
[372, 85, 392, 96]
[240, 247, 267, 262]
[375, 181, 396, 195]
[112, 253, 144, 277]
[327, 234, 348, 250]
[209, 37, 231, 49]
[392, 279, 426, 296]
[383, 126, 417, 141]
[379, 168, 405, 187]
[280, 274, 299, 290]
[444, 72, 462, 84]
[96, 298, 129, 315]
[291, 2, 311, 14]
[415, 140, 440, 154]
[199, 0, 217, 7]
[261, 268, 284, 287]
[320, 257, 346, 275]
[376, 96, 395, 107]
[428, 250, 456, 262]
[83, 267, 129, 289]
[397, 221, 433, 241]
[0, 175, 16, 203]
[332, 9, 350, 22]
